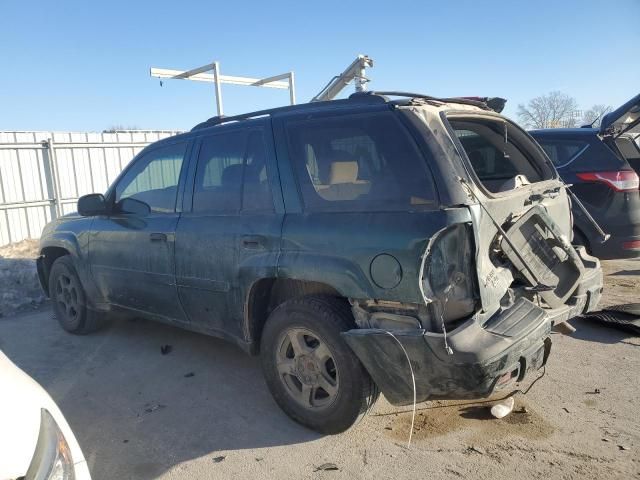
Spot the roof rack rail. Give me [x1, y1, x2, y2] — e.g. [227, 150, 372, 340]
[191, 93, 387, 131]
[352, 91, 506, 112]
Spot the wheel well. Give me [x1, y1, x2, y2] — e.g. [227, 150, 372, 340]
[245, 278, 343, 354]
[40, 246, 70, 295]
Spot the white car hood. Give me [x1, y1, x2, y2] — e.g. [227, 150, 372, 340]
[0, 350, 90, 479]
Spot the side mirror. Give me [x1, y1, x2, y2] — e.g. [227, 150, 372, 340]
[77, 194, 107, 216]
[118, 197, 151, 216]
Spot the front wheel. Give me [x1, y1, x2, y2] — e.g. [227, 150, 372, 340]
[260, 296, 378, 434]
[49, 256, 102, 334]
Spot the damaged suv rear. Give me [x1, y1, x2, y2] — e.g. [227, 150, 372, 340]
[38, 91, 602, 434]
[344, 94, 602, 414]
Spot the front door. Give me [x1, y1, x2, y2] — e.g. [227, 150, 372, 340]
[89, 140, 189, 322]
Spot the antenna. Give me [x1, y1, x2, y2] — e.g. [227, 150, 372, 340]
[150, 61, 296, 116]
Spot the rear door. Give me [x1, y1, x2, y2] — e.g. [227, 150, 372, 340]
[175, 121, 283, 341]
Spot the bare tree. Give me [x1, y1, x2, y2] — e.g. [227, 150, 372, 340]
[517, 91, 580, 129]
[581, 104, 611, 128]
[103, 125, 141, 133]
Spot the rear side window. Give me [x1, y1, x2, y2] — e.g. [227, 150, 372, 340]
[449, 117, 552, 193]
[285, 111, 436, 212]
[535, 139, 589, 168]
[192, 129, 273, 213]
[533, 135, 627, 172]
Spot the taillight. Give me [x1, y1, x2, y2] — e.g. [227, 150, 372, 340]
[576, 171, 640, 192]
[622, 240, 640, 251]
[422, 224, 477, 326]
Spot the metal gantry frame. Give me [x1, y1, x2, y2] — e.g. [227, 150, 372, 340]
[311, 55, 373, 102]
[150, 55, 375, 115]
[150, 61, 296, 116]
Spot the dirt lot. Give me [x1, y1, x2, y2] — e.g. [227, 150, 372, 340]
[0, 258, 638, 479]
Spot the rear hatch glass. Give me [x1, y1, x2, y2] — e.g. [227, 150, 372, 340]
[449, 117, 554, 193]
[531, 134, 628, 172]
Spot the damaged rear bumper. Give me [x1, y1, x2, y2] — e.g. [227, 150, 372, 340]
[343, 255, 602, 406]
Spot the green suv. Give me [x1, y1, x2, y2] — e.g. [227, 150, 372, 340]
[38, 92, 603, 433]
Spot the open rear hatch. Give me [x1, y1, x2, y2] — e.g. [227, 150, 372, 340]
[446, 112, 583, 317]
[600, 93, 640, 139]
[499, 205, 584, 308]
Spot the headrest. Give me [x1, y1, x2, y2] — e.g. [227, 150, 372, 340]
[329, 161, 359, 184]
[221, 164, 243, 186]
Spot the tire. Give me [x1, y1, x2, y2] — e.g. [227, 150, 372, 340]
[49, 256, 102, 334]
[260, 295, 378, 434]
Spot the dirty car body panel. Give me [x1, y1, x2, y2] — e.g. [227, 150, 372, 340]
[38, 93, 603, 412]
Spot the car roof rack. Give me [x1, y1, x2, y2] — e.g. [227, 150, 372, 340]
[356, 91, 505, 112]
[190, 91, 506, 131]
[191, 93, 387, 131]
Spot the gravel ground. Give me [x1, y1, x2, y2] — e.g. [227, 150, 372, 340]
[0, 259, 638, 479]
[0, 239, 46, 318]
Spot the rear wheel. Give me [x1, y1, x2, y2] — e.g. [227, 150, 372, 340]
[49, 256, 102, 334]
[260, 296, 378, 434]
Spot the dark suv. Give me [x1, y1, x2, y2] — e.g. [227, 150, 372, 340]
[38, 92, 602, 433]
[530, 94, 640, 259]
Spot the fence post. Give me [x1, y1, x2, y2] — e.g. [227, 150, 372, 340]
[42, 138, 61, 219]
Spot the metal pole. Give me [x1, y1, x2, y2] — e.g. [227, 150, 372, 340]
[212, 61, 224, 116]
[46, 138, 63, 217]
[288, 72, 296, 105]
[355, 56, 368, 92]
[41, 140, 58, 220]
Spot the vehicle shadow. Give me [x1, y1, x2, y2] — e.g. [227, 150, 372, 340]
[0, 308, 322, 479]
[568, 317, 639, 345]
[610, 269, 640, 276]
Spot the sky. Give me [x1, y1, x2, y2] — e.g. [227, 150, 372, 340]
[0, 0, 638, 132]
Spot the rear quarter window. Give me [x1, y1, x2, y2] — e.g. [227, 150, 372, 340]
[285, 111, 437, 212]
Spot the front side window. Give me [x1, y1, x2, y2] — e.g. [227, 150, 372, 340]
[115, 142, 186, 213]
[450, 117, 552, 193]
[285, 111, 436, 212]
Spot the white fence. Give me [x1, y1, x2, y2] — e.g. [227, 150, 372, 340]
[0, 130, 181, 246]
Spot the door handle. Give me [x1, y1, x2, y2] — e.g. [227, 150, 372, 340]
[150, 232, 168, 242]
[241, 235, 266, 249]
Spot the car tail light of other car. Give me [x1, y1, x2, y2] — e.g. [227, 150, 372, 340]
[575, 170, 640, 192]
[25, 409, 75, 480]
[622, 240, 640, 251]
[423, 223, 477, 327]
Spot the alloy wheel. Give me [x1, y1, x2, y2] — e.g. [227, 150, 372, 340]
[55, 272, 80, 323]
[276, 327, 339, 409]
